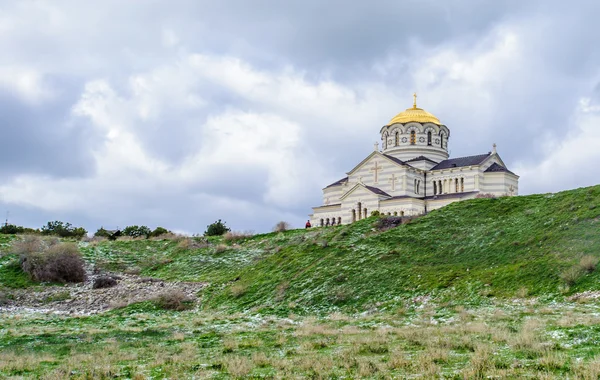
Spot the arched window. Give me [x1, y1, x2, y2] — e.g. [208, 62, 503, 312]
[427, 131, 432, 146]
[338, 217, 342, 225]
[331, 218, 335, 226]
[320, 219, 324, 227]
[440, 133, 446, 149]
[455, 178, 459, 193]
[364, 208, 368, 219]
[326, 218, 330, 226]
[395, 132, 399, 146]
[433, 181, 437, 195]
[382, 134, 387, 150]
[414, 179, 417, 193]
[410, 130, 416, 145]
[393, 211, 398, 216]
[387, 212, 391, 216]
[351, 210, 356, 223]
[461, 178, 464, 192]
[439, 180, 442, 194]
[400, 211, 405, 216]
[357, 202, 362, 220]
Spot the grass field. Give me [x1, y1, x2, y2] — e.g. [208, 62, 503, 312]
[1, 185, 600, 378]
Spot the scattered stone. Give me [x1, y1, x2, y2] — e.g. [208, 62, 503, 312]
[93, 276, 118, 289]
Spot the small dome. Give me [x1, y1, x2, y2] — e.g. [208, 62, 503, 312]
[387, 94, 442, 125]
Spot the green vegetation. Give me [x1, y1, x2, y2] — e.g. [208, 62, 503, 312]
[1, 184, 600, 378]
[80, 184, 600, 315]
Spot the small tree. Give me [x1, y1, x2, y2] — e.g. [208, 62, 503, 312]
[122, 225, 152, 239]
[41, 221, 87, 239]
[0, 224, 24, 234]
[205, 219, 230, 236]
[150, 227, 170, 237]
[94, 227, 111, 238]
[273, 221, 290, 233]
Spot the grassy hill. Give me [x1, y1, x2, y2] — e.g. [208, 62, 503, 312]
[2, 185, 600, 379]
[73, 184, 600, 315]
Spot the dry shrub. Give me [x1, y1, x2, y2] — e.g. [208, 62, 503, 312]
[176, 237, 208, 250]
[11, 235, 45, 255]
[214, 244, 228, 253]
[20, 243, 86, 283]
[222, 355, 253, 378]
[579, 255, 598, 273]
[154, 289, 193, 311]
[273, 221, 290, 233]
[230, 283, 247, 298]
[223, 231, 254, 243]
[93, 276, 118, 289]
[560, 266, 582, 286]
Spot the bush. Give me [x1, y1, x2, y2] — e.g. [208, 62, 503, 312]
[371, 210, 381, 217]
[375, 216, 403, 231]
[560, 267, 582, 286]
[223, 231, 254, 243]
[20, 243, 86, 283]
[150, 227, 170, 238]
[205, 219, 230, 236]
[41, 221, 87, 239]
[93, 276, 118, 289]
[579, 255, 598, 273]
[11, 235, 45, 256]
[122, 225, 152, 239]
[273, 221, 290, 233]
[0, 224, 24, 234]
[154, 289, 192, 311]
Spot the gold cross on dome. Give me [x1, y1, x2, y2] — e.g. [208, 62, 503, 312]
[413, 92, 417, 108]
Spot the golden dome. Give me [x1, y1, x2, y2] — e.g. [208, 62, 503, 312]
[388, 94, 442, 125]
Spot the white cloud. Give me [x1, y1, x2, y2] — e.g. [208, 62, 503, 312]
[0, 67, 54, 103]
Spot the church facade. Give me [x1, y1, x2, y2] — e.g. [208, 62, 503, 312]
[309, 95, 519, 226]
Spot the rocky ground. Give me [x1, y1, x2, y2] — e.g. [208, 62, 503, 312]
[0, 268, 207, 315]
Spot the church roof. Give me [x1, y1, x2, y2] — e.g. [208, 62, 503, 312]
[484, 162, 515, 175]
[325, 177, 348, 188]
[381, 154, 406, 166]
[430, 153, 491, 170]
[364, 185, 391, 197]
[405, 155, 439, 164]
[387, 95, 442, 126]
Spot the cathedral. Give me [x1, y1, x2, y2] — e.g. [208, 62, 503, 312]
[309, 95, 519, 226]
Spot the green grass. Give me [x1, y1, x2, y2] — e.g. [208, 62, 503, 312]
[2, 185, 600, 378]
[73, 185, 600, 315]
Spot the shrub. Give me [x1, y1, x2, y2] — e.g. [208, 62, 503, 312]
[93, 276, 118, 289]
[154, 289, 192, 311]
[41, 221, 87, 239]
[20, 243, 86, 283]
[122, 225, 151, 239]
[370, 210, 380, 217]
[223, 231, 254, 243]
[560, 267, 582, 286]
[273, 221, 290, 233]
[205, 219, 230, 236]
[579, 255, 598, 273]
[214, 244, 228, 253]
[0, 224, 25, 234]
[150, 227, 170, 237]
[11, 235, 45, 256]
[375, 216, 403, 231]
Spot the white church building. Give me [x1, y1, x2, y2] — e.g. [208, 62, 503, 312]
[310, 95, 519, 226]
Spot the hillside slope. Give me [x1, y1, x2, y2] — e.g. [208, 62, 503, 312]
[67, 185, 599, 314]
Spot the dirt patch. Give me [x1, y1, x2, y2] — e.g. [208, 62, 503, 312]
[0, 269, 207, 315]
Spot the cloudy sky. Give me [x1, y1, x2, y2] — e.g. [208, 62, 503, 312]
[1, 0, 600, 234]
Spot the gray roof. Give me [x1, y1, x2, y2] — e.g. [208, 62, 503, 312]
[431, 153, 490, 170]
[405, 155, 439, 164]
[325, 177, 348, 188]
[364, 185, 391, 197]
[382, 154, 406, 166]
[484, 162, 515, 175]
